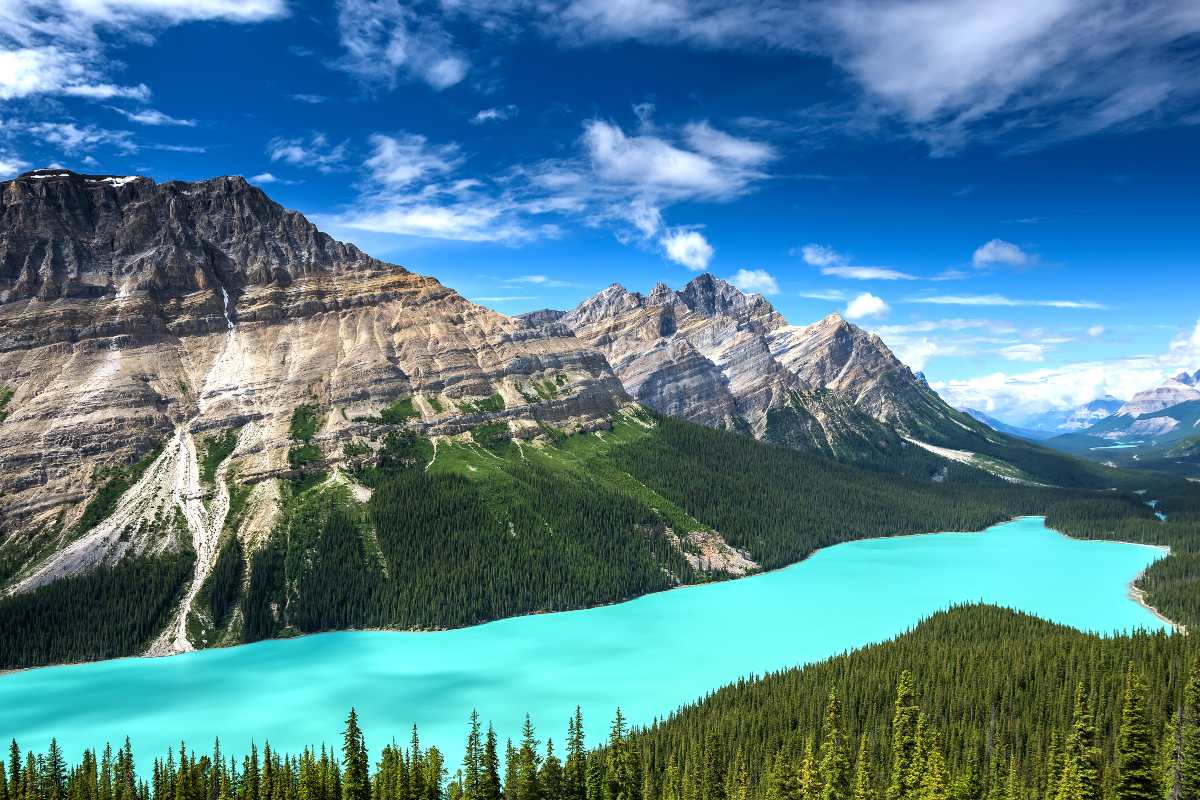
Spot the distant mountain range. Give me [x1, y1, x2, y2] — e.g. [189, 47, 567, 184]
[962, 409, 1057, 441]
[1036, 371, 1200, 475]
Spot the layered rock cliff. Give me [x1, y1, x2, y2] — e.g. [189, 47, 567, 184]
[0, 170, 626, 633]
[547, 275, 984, 463]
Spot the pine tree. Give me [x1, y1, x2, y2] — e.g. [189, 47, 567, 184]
[606, 710, 639, 800]
[723, 750, 749, 800]
[464, 713, 483, 800]
[853, 736, 874, 800]
[765, 751, 799, 800]
[820, 693, 851, 800]
[799, 739, 821, 800]
[1117, 665, 1160, 800]
[1158, 717, 1180, 800]
[342, 710, 370, 800]
[481, 728, 502, 800]
[565, 710, 586, 800]
[918, 733, 949, 800]
[888, 673, 921, 800]
[1182, 661, 1200, 800]
[1064, 685, 1099, 800]
[515, 717, 541, 800]
[540, 741, 563, 800]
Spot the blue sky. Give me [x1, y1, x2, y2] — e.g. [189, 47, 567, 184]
[2, 0, 1199, 423]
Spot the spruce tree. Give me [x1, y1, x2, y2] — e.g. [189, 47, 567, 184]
[464, 713, 483, 800]
[540, 741, 563, 800]
[853, 737, 874, 800]
[821, 693, 851, 800]
[799, 739, 822, 800]
[888, 673, 921, 800]
[1182, 661, 1200, 800]
[1064, 685, 1099, 800]
[1117, 665, 1160, 800]
[919, 734, 949, 800]
[481, 727, 501, 800]
[515, 717, 541, 800]
[565, 710, 586, 800]
[342, 710, 370, 800]
[606, 710, 640, 800]
[765, 752, 799, 800]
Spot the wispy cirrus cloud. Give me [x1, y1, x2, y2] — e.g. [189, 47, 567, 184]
[108, 107, 196, 127]
[821, 265, 918, 281]
[334, 0, 470, 91]
[386, 0, 1200, 153]
[905, 294, 1105, 310]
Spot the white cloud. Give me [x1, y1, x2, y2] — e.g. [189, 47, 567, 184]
[26, 122, 135, 154]
[581, 119, 773, 201]
[821, 265, 917, 281]
[470, 105, 519, 124]
[330, 202, 541, 243]
[799, 243, 844, 267]
[892, 338, 942, 372]
[334, 0, 470, 91]
[0, 152, 31, 178]
[291, 93, 328, 104]
[251, 172, 279, 184]
[973, 238, 1033, 268]
[661, 229, 714, 270]
[932, 317, 1200, 423]
[364, 133, 462, 187]
[471, 295, 536, 303]
[1088, 325, 1105, 337]
[682, 121, 776, 166]
[907, 294, 1105, 310]
[267, 134, 347, 172]
[439, 0, 1200, 153]
[0, 2, 283, 103]
[799, 289, 847, 301]
[997, 343, 1047, 362]
[500, 274, 580, 288]
[729, 268, 779, 296]
[844, 292, 889, 320]
[109, 107, 195, 126]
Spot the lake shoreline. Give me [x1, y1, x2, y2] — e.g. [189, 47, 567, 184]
[3, 514, 1179, 678]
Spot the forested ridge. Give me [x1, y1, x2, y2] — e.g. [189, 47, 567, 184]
[5, 606, 1199, 800]
[2, 411, 1199, 669]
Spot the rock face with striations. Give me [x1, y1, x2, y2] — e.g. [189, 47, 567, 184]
[0, 170, 626, 638]
[547, 275, 977, 461]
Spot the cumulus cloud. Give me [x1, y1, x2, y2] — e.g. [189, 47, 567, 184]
[0, 152, 31, 178]
[334, 0, 469, 91]
[800, 244, 844, 267]
[729, 268, 779, 295]
[661, 229, 714, 270]
[844, 292, 889, 320]
[932, 318, 1200, 423]
[0, 1, 284, 103]
[973, 238, 1033, 268]
[582, 119, 773, 201]
[471, 105, 519, 124]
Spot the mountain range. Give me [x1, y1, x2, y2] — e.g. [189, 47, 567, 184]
[0, 168, 1152, 665]
[1039, 371, 1200, 474]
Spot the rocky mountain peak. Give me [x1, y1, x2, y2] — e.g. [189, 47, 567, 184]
[1, 169, 385, 305]
[677, 273, 754, 318]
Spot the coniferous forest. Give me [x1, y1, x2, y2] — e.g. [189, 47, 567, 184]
[5, 606, 1199, 800]
[2, 412, 1199, 668]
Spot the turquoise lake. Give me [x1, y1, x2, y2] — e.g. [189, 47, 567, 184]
[0, 517, 1170, 767]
